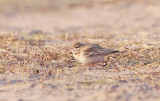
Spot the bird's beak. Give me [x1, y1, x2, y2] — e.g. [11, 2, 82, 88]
[71, 50, 74, 54]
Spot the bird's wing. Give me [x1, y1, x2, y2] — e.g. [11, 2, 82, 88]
[82, 44, 119, 57]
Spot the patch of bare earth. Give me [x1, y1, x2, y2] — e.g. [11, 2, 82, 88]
[0, 0, 160, 101]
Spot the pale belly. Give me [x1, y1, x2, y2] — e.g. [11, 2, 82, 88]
[79, 55, 106, 64]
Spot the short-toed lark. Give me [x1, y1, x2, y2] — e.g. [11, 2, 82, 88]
[72, 42, 120, 64]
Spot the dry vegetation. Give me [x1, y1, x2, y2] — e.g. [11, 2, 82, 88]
[0, 32, 159, 73]
[1, 33, 160, 101]
[0, 32, 160, 78]
[0, 0, 160, 101]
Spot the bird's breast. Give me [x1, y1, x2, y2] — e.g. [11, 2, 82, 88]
[79, 54, 106, 64]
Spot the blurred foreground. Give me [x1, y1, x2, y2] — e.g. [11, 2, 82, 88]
[0, 0, 160, 101]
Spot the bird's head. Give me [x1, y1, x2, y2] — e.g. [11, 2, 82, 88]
[72, 42, 85, 57]
[73, 42, 85, 49]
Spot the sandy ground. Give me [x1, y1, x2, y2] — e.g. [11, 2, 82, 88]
[0, 0, 160, 101]
[1, 0, 160, 34]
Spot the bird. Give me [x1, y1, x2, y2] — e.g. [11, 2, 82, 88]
[72, 42, 121, 65]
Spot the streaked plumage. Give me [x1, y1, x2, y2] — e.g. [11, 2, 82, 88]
[72, 42, 120, 64]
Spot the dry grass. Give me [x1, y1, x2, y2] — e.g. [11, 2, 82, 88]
[0, 32, 159, 74]
[0, 0, 160, 100]
[0, 32, 160, 101]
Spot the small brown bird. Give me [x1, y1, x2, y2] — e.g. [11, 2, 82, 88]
[72, 42, 121, 64]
